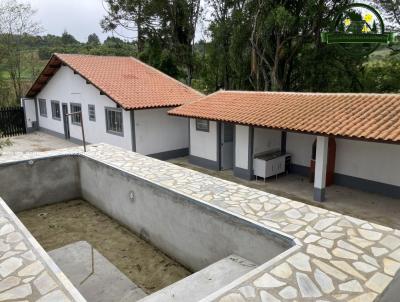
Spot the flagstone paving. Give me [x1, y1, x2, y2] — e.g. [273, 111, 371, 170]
[1, 143, 400, 301]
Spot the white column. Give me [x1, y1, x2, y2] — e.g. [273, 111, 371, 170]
[314, 136, 329, 202]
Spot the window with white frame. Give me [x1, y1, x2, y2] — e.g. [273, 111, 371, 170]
[105, 107, 123, 136]
[70, 103, 82, 125]
[39, 99, 47, 117]
[51, 101, 61, 120]
[196, 119, 209, 132]
[88, 104, 96, 121]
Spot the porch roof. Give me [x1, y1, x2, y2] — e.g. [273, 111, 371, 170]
[169, 90, 400, 143]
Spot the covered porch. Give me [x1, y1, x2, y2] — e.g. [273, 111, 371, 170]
[168, 156, 400, 229]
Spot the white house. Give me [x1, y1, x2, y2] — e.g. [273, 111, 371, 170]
[23, 53, 203, 159]
[169, 91, 400, 201]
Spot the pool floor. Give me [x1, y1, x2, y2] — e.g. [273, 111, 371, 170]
[17, 199, 191, 297]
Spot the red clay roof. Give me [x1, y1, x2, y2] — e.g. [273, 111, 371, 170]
[26, 53, 203, 110]
[169, 90, 400, 143]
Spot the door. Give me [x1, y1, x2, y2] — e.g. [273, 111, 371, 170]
[221, 123, 234, 170]
[62, 103, 70, 139]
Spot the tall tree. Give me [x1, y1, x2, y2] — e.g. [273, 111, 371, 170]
[88, 33, 101, 45]
[0, 0, 41, 102]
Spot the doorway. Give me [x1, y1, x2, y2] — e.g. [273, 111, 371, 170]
[62, 103, 70, 139]
[220, 123, 234, 170]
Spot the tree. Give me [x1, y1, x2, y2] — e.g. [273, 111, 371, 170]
[87, 33, 101, 45]
[0, 0, 41, 102]
[61, 30, 79, 45]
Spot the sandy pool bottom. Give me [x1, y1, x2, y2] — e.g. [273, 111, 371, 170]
[17, 199, 191, 296]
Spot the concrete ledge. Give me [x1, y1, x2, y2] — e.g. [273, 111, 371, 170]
[149, 148, 189, 160]
[233, 167, 254, 180]
[189, 155, 219, 170]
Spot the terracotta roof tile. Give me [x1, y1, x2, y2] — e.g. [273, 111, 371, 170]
[26, 53, 203, 109]
[169, 90, 400, 143]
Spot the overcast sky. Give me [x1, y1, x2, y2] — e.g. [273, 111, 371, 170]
[28, 0, 135, 42]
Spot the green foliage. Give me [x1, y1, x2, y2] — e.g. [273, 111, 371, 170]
[0, 133, 12, 153]
[362, 55, 400, 92]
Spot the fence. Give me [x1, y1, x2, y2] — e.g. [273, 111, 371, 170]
[0, 107, 26, 137]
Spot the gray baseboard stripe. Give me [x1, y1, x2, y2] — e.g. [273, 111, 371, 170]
[334, 173, 400, 199]
[26, 127, 35, 134]
[291, 163, 400, 199]
[39, 127, 84, 145]
[234, 167, 253, 180]
[189, 155, 219, 170]
[149, 148, 189, 160]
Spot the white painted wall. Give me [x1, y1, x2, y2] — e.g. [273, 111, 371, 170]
[22, 99, 37, 128]
[253, 128, 281, 155]
[134, 108, 189, 155]
[36, 66, 133, 150]
[190, 119, 217, 161]
[235, 125, 250, 170]
[286, 132, 316, 167]
[335, 139, 400, 186]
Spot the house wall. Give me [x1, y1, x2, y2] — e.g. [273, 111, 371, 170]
[36, 66, 133, 150]
[189, 119, 218, 169]
[253, 128, 281, 155]
[134, 108, 189, 158]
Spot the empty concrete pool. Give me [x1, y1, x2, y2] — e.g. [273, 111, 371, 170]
[0, 152, 294, 302]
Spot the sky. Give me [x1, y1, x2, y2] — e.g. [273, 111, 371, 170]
[28, 0, 135, 42]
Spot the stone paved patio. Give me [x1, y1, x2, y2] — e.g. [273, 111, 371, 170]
[1, 144, 400, 301]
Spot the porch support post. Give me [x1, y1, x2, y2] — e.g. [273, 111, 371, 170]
[314, 136, 329, 202]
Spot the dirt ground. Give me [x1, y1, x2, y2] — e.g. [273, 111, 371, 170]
[1, 132, 77, 154]
[17, 199, 191, 294]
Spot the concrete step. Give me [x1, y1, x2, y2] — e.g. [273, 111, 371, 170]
[140, 255, 257, 302]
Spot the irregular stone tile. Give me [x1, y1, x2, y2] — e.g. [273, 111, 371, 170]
[270, 262, 292, 279]
[358, 229, 382, 241]
[0, 284, 31, 301]
[353, 261, 378, 273]
[253, 273, 286, 288]
[284, 209, 302, 219]
[318, 238, 334, 249]
[18, 261, 44, 277]
[383, 258, 400, 276]
[0, 240, 10, 253]
[333, 293, 349, 300]
[345, 216, 364, 226]
[347, 228, 358, 237]
[0, 276, 20, 292]
[337, 240, 363, 254]
[21, 251, 36, 262]
[339, 280, 363, 292]
[238, 286, 255, 299]
[23, 277, 34, 284]
[248, 202, 263, 212]
[314, 268, 334, 294]
[0, 224, 14, 236]
[307, 244, 332, 259]
[260, 220, 280, 229]
[36, 290, 71, 302]
[304, 234, 320, 243]
[0, 250, 20, 260]
[14, 242, 27, 251]
[371, 223, 392, 232]
[361, 223, 373, 230]
[348, 292, 378, 302]
[6, 232, 23, 243]
[389, 249, 400, 262]
[321, 232, 343, 240]
[348, 237, 374, 248]
[282, 224, 302, 232]
[0, 257, 23, 277]
[259, 290, 280, 302]
[332, 248, 358, 260]
[380, 235, 400, 250]
[305, 226, 318, 234]
[362, 255, 379, 267]
[371, 246, 388, 257]
[312, 259, 348, 281]
[365, 272, 393, 293]
[287, 252, 311, 272]
[325, 226, 343, 232]
[338, 219, 354, 228]
[296, 272, 322, 298]
[294, 231, 307, 239]
[279, 286, 297, 299]
[303, 213, 318, 222]
[313, 217, 340, 231]
[330, 261, 366, 281]
[34, 271, 58, 295]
